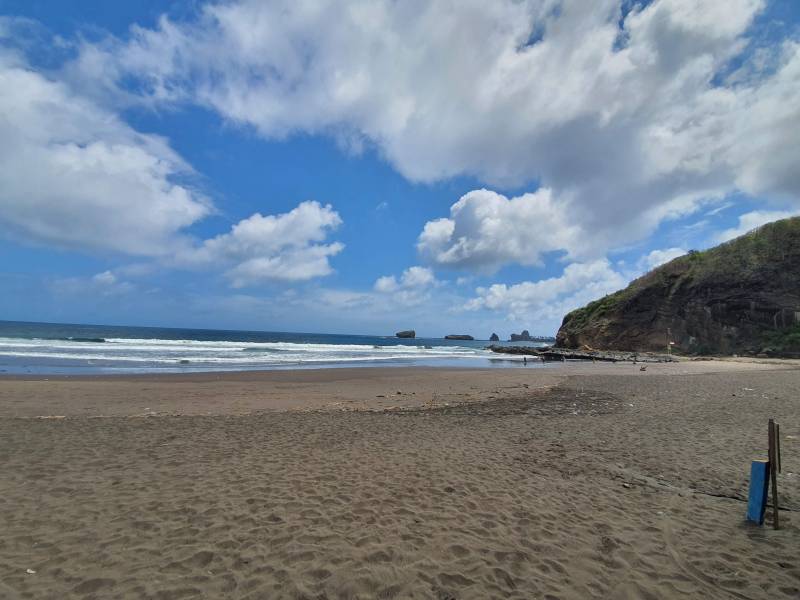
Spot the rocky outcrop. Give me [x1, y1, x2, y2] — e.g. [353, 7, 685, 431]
[506, 331, 556, 343]
[395, 330, 416, 338]
[556, 217, 800, 356]
[444, 334, 474, 340]
[487, 345, 673, 363]
[489, 333, 500, 342]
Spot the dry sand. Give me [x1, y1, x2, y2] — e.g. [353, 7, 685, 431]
[0, 360, 798, 599]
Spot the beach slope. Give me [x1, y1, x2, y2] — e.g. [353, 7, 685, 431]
[1, 363, 798, 599]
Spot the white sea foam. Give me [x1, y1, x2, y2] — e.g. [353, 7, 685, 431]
[0, 335, 494, 372]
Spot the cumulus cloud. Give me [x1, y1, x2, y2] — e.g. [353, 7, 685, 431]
[0, 40, 345, 287]
[374, 266, 435, 292]
[417, 188, 582, 272]
[176, 201, 344, 286]
[92, 271, 118, 286]
[465, 245, 691, 327]
[68, 0, 800, 260]
[466, 260, 629, 323]
[0, 49, 211, 256]
[374, 266, 437, 305]
[4, 0, 800, 323]
[636, 247, 687, 271]
[713, 209, 800, 243]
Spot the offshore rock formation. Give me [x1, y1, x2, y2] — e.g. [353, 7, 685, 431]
[509, 330, 532, 341]
[556, 217, 800, 356]
[395, 330, 415, 339]
[489, 333, 500, 342]
[444, 334, 474, 340]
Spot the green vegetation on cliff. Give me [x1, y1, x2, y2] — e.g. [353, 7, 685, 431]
[556, 217, 800, 356]
[763, 323, 800, 355]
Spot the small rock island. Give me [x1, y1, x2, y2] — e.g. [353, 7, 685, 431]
[510, 330, 533, 341]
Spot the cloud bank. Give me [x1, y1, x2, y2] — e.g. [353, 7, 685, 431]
[73, 0, 800, 260]
[177, 201, 344, 286]
[0, 49, 210, 256]
[466, 260, 629, 323]
[3, 1, 800, 332]
[0, 40, 344, 287]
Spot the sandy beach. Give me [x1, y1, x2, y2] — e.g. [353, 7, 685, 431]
[1, 360, 798, 599]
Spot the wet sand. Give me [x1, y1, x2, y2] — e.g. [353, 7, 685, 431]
[1, 361, 798, 598]
[0, 359, 790, 417]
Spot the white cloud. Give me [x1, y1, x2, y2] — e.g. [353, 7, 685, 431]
[418, 188, 582, 272]
[4, 0, 800, 328]
[92, 270, 118, 286]
[374, 266, 436, 292]
[713, 209, 800, 243]
[466, 260, 628, 323]
[464, 245, 689, 327]
[316, 288, 375, 310]
[53, 270, 135, 297]
[705, 202, 734, 217]
[176, 201, 344, 286]
[0, 49, 211, 256]
[636, 247, 686, 271]
[69, 0, 800, 261]
[0, 41, 345, 288]
[374, 266, 437, 305]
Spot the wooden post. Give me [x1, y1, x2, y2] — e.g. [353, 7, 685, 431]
[768, 419, 780, 530]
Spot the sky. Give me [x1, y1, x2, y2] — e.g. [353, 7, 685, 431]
[0, 0, 799, 338]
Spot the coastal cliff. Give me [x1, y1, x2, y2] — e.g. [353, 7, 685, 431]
[556, 217, 800, 356]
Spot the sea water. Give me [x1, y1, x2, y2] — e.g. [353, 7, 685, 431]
[0, 320, 550, 374]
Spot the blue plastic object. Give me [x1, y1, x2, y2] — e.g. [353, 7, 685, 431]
[746, 460, 770, 525]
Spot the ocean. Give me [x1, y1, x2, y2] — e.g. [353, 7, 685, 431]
[0, 320, 550, 375]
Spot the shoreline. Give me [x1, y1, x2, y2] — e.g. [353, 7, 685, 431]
[2, 353, 798, 380]
[0, 362, 531, 382]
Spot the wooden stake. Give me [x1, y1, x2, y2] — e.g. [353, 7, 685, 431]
[768, 419, 780, 530]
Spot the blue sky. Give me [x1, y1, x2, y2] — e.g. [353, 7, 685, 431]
[0, 0, 798, 337]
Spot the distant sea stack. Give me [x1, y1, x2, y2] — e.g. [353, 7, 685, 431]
[556, 217, 800, 356]
[489, 333, 500, 342]
[444, 334, 474, 341]
[510, 330, 532, 341]
[395, 330, 416, 339]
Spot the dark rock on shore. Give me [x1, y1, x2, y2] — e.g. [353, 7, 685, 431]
[445, 334, 474, 340]
[556, 217, 800, 356]
[489, 333, 500, 342]
[395, 330, 416, 338]
[487, 345, 674, 363]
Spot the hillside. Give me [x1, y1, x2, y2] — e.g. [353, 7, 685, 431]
[556, 217, 800, 356]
